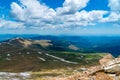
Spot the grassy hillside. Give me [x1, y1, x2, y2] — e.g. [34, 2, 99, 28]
[0, 37, 107, 73]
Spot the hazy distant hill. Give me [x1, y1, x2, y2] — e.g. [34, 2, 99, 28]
[31, 35, 120, 57]
[1, 35, 120, 56]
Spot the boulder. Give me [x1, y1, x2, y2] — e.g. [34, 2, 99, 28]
[99, 54, 114, 65]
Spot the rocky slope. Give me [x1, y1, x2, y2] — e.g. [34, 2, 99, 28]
[0, 37, 76, 72]
[48, 54, 120, 80]
[0, 37, 119, 80]
[0, 37, 105, 72]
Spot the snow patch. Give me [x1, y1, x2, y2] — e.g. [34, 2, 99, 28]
[0, 72, 31, 80]
[6, 43, 13, 45]
[38, 57, 46, 61]
[19, 72, 31, 77]
[7, 54, 11, 57]
[27, 52, 30, 54]
[46, 53, 78, 64]
[38, 52, 42, 54]
[18, 52, 22, 54]
[6, 58, 11, 61]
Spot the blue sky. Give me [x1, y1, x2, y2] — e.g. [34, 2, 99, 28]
[0, 0, 120, 35]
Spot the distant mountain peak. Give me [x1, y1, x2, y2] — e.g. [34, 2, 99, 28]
[7, 37, 32, 48]
[8, 37, 24, 42]
[15, 37, 24, 40]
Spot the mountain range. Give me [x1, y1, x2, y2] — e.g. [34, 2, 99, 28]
[0, 35, 120, 79]
[0, 37, 106, 72]
[1, 35, 120, 56]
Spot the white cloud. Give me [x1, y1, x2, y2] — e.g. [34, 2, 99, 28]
[0, 19, 24, 29]
[100, 12, 120, 23]
[56, 0, 89, 15]
[55, 10, 108, 28]
[108, 0, 120, 13]
[10, 0, 56, 29]
[7, 0, 118, 29]
[11, 2, 25, 21]
[101, 0, 120, 24]
[11, 0, 55, 22]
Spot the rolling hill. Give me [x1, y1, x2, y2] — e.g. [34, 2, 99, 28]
[0, 37, 106, 72]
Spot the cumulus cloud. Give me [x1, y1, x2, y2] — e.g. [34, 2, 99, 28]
[8, 0, 110, 29]
[0, 18, 24, 29]
[56, 10, 108, 28]
[108, 0, 120, 13]
[10, 0, 56, 29]
[2, 0, 120, 30]
[56, 0, 89, 15]
[100, 12, 120, 23]
[101, 0, 120, 24]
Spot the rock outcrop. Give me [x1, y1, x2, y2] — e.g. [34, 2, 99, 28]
[89, 54, 120, 80]
[48, 54, 120, 80]
[99, 54, 114, 65]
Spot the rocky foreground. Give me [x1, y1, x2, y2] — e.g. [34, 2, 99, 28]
[0, 72, 31, 80]
[47, 54, 120, 80]
[0, 54, 120, 80]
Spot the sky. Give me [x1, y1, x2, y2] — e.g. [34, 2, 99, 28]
[0, 0, 120, 35]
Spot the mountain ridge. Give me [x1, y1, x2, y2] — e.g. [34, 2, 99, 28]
[0, 37, 106, 72]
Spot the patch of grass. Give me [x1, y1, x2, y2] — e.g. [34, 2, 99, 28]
[48, 51, 107, 63]
[31, 68, 79, 80]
